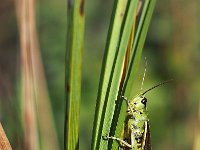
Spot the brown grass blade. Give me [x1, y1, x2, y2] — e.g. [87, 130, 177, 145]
[0, 123, 12, 150]
[18, 0, 39, 148]
[15, 0, 59, 149]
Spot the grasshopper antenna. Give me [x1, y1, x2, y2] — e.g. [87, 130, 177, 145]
[140, 57, 147, 92]
[141, 79, 173, 96]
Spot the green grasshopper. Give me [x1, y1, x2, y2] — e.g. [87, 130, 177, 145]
[104, 80, 171, 150]
[103, 61, 172, 149]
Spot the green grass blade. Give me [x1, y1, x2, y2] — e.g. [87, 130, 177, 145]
[91, 0, 139, 149]
[111, 0, 157, 149]
[125, 0, 157, 98]
[91, 0, 128, 149]
[100, 0, 139, 149]
[64, 0, 85, 149]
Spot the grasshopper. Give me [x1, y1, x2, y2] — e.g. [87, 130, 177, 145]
[103, 60, 172, 149]
[104, 80, 171, 150]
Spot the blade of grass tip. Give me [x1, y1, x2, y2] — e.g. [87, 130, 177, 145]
[0, 123, 12, 150]
[91, 0, 129, 149]
[99, 0, 139, 149]
[112, 0, 157, 149]
[64, 0, 85, 149]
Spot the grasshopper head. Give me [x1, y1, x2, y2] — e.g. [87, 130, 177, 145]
[133, 79, 173, 110]
[132, 95, 147, 110]
[128, 80, 172, 112]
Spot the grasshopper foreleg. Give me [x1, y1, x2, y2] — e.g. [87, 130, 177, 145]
[103, 135, 132, 148]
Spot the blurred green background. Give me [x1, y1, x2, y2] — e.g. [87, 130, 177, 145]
[0, 0, 200, 150]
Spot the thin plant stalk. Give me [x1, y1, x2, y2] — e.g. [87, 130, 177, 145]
[19, 0, 39, 148]
[64, 0, 85, 149]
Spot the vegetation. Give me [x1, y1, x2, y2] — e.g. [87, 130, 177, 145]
[0, 0, 199, 150]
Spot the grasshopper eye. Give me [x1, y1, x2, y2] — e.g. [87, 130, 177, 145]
[141, 97, 147, 105]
